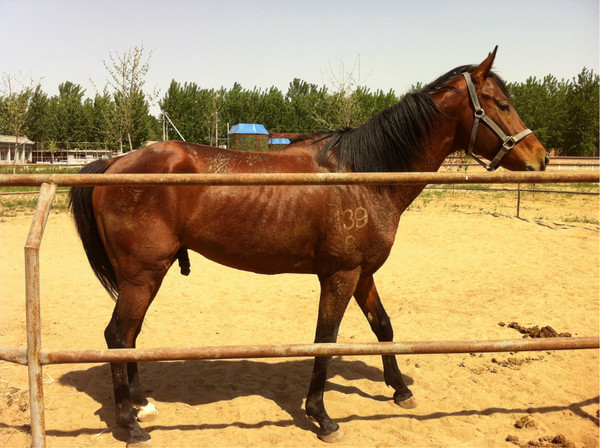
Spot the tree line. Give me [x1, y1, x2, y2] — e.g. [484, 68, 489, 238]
[508, 68, 599, 157]
[1, 47, 597, 156]
[159, 78, 399, 146]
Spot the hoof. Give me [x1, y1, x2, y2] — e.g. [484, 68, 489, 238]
[395, 395, 417, 409]
[135, 402, 159, 422]
[318, 428, 344, 443]
[126, 439, 152, 448]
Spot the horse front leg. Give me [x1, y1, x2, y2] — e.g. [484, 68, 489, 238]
[354, 275, 417, 408]
[305, 267, 361, 443]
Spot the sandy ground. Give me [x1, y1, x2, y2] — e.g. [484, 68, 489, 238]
[0, 191, 598, 448]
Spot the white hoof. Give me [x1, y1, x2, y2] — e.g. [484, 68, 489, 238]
[318, 428, 344, 443]
[135, 402, 159, 422]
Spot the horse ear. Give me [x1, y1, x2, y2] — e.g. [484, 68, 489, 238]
[472, 46, 498, 82]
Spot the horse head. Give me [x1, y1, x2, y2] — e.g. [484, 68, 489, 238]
[454, 47, 549, 171]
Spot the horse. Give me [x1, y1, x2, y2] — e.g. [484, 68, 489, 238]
[69, 47, 548, 446]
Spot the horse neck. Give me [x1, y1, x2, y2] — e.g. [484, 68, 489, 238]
[389, 112, 459, 213]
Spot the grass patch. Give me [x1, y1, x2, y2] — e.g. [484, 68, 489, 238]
[0, 166, 81, 175]
[563, 215, 600, 225]
[0, 193, 69, 218]
[411, 184, 599, 226]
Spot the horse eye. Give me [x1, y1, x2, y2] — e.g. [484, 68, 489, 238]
[499, 102, 510, 112]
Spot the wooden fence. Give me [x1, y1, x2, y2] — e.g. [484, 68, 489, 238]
[0, 171, 598, 448]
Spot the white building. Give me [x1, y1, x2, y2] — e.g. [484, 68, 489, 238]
[0, 135, 34, 163]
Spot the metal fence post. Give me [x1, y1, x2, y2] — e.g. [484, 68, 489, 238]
[25, 182, 57, 448]
[516, 183, 521, 218]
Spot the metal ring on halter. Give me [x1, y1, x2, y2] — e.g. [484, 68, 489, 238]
[502, 136, 516, 150]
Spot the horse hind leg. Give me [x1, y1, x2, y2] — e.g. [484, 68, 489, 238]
[105, 311, 150, 445]
[305, 267, 361, 443]
[353, 275, 416, 408]
[128, 347, 158, 422]
[104, 272, 167, 446]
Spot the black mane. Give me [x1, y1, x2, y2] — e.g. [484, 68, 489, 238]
[316, 64, 508, 172]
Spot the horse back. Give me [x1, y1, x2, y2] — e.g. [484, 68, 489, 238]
[107, 141, 327, 175]
[94, 141, 399, 277]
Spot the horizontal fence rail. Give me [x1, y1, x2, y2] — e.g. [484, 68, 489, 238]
[0, 170, 598, 187]
[38, 337, 599, 365]
[0, 346, 28, 364]
[2, 338, 599, 367]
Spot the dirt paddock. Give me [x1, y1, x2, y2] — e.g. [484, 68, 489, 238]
[0, 190, 598, 447]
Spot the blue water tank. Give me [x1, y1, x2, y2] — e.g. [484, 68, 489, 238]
[229, 123, 269, 135]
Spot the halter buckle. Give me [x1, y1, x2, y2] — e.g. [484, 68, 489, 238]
[502, 136, 516, 151]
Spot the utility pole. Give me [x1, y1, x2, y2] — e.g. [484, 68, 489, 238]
[162, 111, 185, 141]
[215, 117, 219, 147]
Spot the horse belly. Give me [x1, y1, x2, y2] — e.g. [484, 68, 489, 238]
[181, 187, 321, 275]
[194, 241, 316, 274]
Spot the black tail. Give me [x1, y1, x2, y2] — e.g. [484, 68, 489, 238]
[69, 159, 119, 300]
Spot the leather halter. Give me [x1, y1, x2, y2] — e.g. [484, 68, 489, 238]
[463, 72, 533, 171]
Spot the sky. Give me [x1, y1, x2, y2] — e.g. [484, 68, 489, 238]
[1, 0, 598, 116]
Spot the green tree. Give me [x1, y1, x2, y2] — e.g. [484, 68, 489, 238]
[145, 114, 162, 142]
[24, 85, 49, 142]
[563, 68, 599, 156]
[285, 79, 330, 132]
[0, 73, 36, 143]
[354, 87, 398, 122]
[160, 80, 222, 144]
[221, 83, 259, 127]
[509, 69, 599, 156]
[255, 86, 287, 132]
[509, 75, 567, 151]
[88, 92, 118, 150]
[45, 81, 89, 144]
[103, 45, 157, 152]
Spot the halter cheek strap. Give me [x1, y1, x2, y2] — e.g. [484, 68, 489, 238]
[463, 72, 533, 171]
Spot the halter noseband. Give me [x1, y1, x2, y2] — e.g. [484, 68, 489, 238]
[463, 72, 532, 171]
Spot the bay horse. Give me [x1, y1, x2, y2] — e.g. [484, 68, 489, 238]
[69, 48, 548, 446]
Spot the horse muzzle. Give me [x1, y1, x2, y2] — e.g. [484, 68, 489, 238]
[526, 153, 550, 171]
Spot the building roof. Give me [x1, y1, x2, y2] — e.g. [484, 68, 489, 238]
[268, 138, 291, 145]
[0, 135, 34, 145]
[228, 123, 269, 135]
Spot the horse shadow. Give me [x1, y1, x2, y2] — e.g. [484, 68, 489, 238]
[57, 356, 411, 441]
[52, 357, 599, 443]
